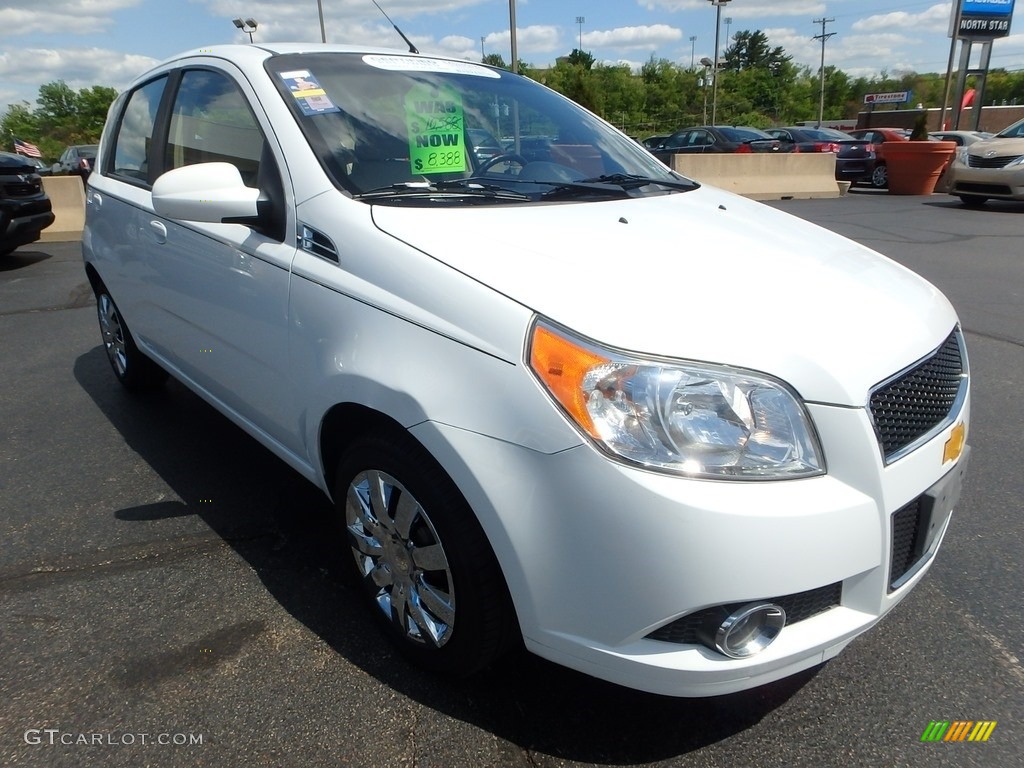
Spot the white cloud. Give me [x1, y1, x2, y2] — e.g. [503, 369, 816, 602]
[584, 24, 684, 51]
[0, 0, 142, 36]
[637, 0, 825, 20]
[0, 47, 157, 107]
[852, 4, 952, 34]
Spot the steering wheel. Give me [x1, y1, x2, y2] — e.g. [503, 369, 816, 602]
[475, 153, 527, 174]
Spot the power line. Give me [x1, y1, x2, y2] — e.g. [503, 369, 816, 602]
[813, 17, 836, 128]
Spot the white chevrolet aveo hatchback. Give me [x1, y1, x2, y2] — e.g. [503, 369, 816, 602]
[83, 44, 971, 697]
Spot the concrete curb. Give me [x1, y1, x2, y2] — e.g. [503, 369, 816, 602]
[40, 176, 86, 242]
[669, 153, 844, 200]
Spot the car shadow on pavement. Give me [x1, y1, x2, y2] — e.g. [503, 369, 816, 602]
[923, 198, 1024, 213]
[0, 248, 52, 271]
[75, 345, 820, 764]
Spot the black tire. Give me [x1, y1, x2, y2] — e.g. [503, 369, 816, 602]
[334, 431, 515, 675]
[959, 195, 988, 208]
[94, 285, 168, 391]
[870, 162, 888, 189]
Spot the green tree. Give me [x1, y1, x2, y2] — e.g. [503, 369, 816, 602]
[2, 80, 117, 161]
[566, 48, 595, 70]
[483, 53, 508, 69]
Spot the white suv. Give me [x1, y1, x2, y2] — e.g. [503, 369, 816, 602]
[82, 44, 970, 697]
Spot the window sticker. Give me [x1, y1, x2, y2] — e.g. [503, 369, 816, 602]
[405, 84, 467, 174]
[363, 55, 500, 79]
[279, 70, 341, 116]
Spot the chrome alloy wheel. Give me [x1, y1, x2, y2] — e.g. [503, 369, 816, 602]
[346, 469, 456, 647]
[97, 292, 128, 377]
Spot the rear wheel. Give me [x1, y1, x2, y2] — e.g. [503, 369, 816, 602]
[335, 431, 515, 675]
[871, 163, 888, 189]
[95, 286, 168, 391]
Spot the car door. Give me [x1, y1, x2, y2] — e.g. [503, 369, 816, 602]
[91, 63, 299, 454]
[150, 65, 300, 451]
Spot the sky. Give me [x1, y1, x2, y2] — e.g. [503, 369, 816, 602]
[2, 0, 1023, 115]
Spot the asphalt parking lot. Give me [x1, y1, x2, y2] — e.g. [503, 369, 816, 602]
[1, 189, 1022, 767]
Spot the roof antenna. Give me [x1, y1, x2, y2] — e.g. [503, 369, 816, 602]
[371, 0, 419, 54]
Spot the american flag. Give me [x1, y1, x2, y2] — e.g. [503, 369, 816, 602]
[14, 138, 42, 158]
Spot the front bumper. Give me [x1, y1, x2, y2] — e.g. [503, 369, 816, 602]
[412, 389, 970, 697]
[949, 165, 1024, 200]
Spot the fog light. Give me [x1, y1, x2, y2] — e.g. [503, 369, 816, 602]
[699, 602, 786, 659]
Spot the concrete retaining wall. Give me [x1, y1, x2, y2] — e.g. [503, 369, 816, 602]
[39, 176, 86, 243]
[669, 153, 842, 200]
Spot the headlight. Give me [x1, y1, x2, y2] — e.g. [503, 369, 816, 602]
[953, 148, 970, 166]
[528, 320, 824, 480]
[1006, 154, 1024, 167]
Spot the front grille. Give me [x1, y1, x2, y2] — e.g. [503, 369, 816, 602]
[967, 154, 1021, 169]
[890, 498, 925, 591]
[0, 179, 43, 198]
[646, 582, 842, 645]
[869, 329, 965, 463]
[955, 181, 1014, 196]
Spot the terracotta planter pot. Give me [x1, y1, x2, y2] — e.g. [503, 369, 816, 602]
[879, 141, 957, 195]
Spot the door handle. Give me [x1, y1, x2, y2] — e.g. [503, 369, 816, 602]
[149, 220, 167, 244]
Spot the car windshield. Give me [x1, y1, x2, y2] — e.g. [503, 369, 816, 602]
[996, 118, 1024, 139]
[265, 52, 686, 204]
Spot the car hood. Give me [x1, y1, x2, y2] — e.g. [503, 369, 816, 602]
[370, 188, 958, 406]
[968, 136, 1024, 158]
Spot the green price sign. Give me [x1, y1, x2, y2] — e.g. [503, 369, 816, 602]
[405, 85, 467, 175]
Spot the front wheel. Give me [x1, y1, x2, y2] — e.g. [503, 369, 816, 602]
[959, 195, 988, 208]
[335, 431, 515, 675]
[95, 287, 168, 391]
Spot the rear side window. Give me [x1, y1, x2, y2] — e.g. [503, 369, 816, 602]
[166, 69, 264, 186]
[112, 76, 167, 183]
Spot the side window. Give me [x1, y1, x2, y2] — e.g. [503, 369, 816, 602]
[112, 76, 168, 183]
[166, 69, 264, 187]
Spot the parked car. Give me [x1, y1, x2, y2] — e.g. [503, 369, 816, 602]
[641, 134, 670, 150]
[83, 44, 971, 697]
[23, 156, 53, 176]
[653, 126, 784, 164]
[929, 130, 993, 146]
[52, 144, 98, 178]
[846, 128, 911, 188]
[0, 151, 55, 256]
[944, 116, 1024, 206]
[765, 126, 875, 184]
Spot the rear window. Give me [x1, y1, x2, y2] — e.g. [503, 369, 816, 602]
[719, 127, 772, 142]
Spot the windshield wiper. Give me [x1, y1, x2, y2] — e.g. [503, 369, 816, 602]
[353, 180, 531, 202]
[577, 173, 700, 191]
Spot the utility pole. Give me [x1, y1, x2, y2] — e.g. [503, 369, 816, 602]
[813, 17, 836, 128]
[576, 16, 585, 52]
[689, 35, 697, 69]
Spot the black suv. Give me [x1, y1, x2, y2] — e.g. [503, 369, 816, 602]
[0, 152, 55, 256]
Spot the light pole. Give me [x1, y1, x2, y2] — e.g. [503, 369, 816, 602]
[576, 16, 585, 51]
[481, 36, 486, 60]
[689, 35, 697, 69]
[724, 17, 732, 57]
[700, 57, 713, 124]
[509, 0, 518, 73]
[232, 17, 258, 43]
[317, 0, 326, 43]
[707, 0, 731, 125]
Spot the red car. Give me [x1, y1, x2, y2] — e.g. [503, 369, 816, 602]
[846, 128, 911, 188]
